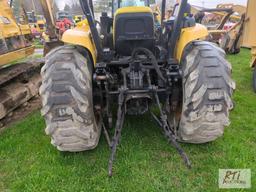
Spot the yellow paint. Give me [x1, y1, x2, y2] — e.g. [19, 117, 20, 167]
[211, 11, 241, 21]
[62, 20, 97, 64]
[61, 6, 207, 65]
[115, 6, 153, 16]
[151, 5, 161, 23]
[0, 45, 35, 66]
[175, 24, 208, 61]
[0, 1, 32, 37]
[37, 20, 46, 33]
[19, 24, 32, 35]
[0, 1, 22, 38]
[0, 0, 34, 65]
[74, 15, 83, 24]
[62, 6, 155, 65]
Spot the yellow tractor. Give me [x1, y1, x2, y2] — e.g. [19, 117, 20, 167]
[40, 0, 235, 176]
[0, 0, 34, 65]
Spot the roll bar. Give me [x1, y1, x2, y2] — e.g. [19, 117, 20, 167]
[80, 0, 103, 60]
[168, 0, 189, 59]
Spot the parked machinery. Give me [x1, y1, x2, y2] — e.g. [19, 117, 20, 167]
[0, 0, 42, 124]
[0, 0, 34, 65]
[39, 0, 235, 176]
[74, 15, 84, 24]
[38, 0, 64, 55]
[27, 12, 46, 38]
[194, 4, 246, 54]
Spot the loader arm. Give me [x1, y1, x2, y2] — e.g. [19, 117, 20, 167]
[38, 0, 57, 39]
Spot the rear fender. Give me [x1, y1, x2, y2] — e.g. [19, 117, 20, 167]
[175, 24, 208, 62]
[62, 21, 97, 65]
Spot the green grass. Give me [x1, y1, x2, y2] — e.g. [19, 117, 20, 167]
[33, 39, 44, 49]
[0, 49, 255, 192]
[4, 40, 43, 66]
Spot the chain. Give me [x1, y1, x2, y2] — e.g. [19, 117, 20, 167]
[153, 90, 191, 169]
[108, 90, 125, 177]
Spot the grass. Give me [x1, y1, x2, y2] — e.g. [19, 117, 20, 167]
[6, 49, 43, 66]
[7, 54, 43, 66]
[33, 39, 44, 49]
[5, 39, 43, 66]
[0, 49, 255, 192]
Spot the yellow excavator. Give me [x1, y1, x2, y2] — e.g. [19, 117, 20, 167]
[0, 0, 42, 125]
[0, 0, 35, 65]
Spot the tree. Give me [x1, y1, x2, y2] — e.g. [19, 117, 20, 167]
[71, 2, 83, 15]
[64, 4, 71, 12]
[94, 0, 111, 13]
[23, 0, 44, 15]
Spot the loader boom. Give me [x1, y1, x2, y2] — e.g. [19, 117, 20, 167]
[38, 0, 57, 40]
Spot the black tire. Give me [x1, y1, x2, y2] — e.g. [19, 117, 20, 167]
[40, 45, 101, 152]
[178, 41, 236, 143]
[253, 67, 256, 93]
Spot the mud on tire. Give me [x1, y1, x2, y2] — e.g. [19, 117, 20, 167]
[40, 45, 101, 152]
[178, 41, 236, 143]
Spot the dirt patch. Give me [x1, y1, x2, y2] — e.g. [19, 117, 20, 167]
[0, 96, 41, 133]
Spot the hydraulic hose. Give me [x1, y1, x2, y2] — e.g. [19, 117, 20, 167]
[131, 48, 166, 83]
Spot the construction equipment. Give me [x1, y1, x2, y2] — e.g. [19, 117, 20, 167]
[36, 15, 46, 33]
[0, 0, 42, 123]
[194, 4, 246, 54]
[74, 15, 84, 24]
[0, 0, 35, 65]
[27, 12, 46, 38]
[38, 0, 64, 55]
[27, 12, 41, 38]
[40, 0, 235, 176]
[242, 0, 256, 92]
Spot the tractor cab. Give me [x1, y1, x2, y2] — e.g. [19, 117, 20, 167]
[113, 1, 154, 55]
[94, 0, 195, 57]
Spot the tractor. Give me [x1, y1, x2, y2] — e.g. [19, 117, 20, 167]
[40, 0, 235, 176]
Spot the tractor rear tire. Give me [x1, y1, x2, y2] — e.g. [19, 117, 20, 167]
[40, 45, 101, 152]
[179, 41, 235, 143]
[253, 67, 256, 93]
